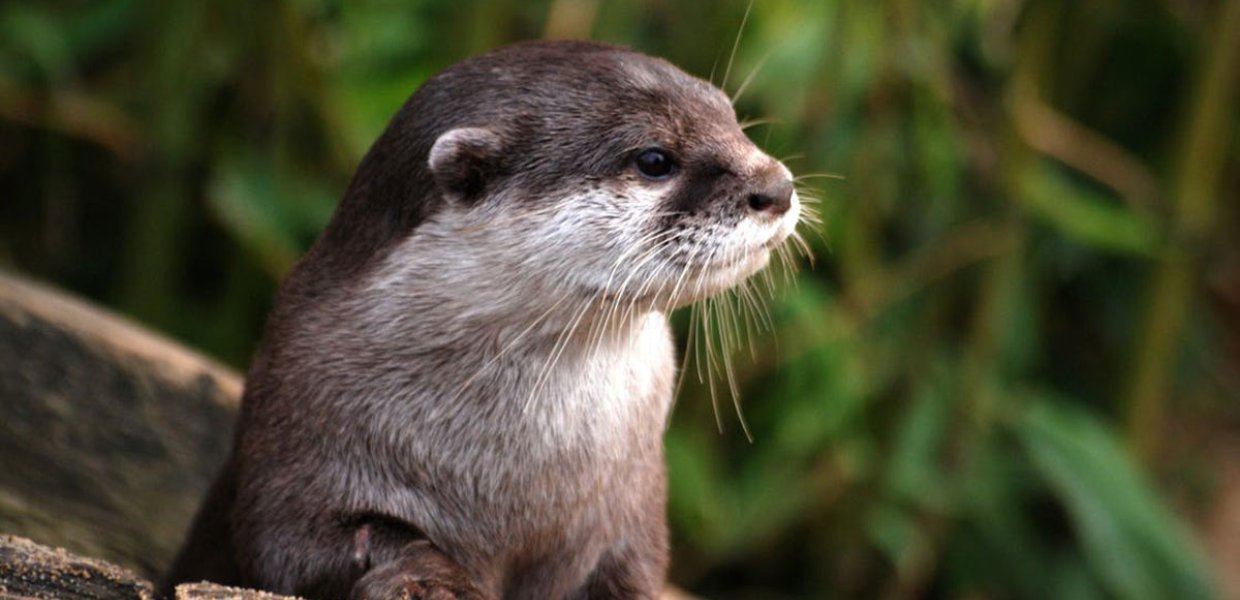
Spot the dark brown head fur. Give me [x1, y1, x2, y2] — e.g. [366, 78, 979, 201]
[305, 40, 763, 286]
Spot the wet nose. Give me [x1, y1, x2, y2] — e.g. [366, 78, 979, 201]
[745, 176, 794, 216]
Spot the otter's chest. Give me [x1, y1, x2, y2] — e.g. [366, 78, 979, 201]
[531, 314, 675, 449]
[471, 312, 674, 505]
[424, 314, 675, 597]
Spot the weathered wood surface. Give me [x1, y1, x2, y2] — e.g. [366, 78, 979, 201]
[0, 535, 299, 600]
[0, 272, 696, 599]
[173, 583, 302, 600]
[0, 534, 155, 600]
[0, 273, 239, 578]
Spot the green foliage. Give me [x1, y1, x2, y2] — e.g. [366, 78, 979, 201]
[1019, 398, 1212, 599]
[2, 0, 1237, 598]
[1021, 163, 1163, 258]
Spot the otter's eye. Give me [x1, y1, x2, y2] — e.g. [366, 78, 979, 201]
[635, 149, 676, 180]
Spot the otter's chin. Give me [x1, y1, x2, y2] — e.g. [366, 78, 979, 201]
[652, 246, 773, 310]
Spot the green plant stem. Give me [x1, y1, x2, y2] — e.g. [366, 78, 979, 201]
[117, 0, 209, 330]
[1126, 0, 1240, 460]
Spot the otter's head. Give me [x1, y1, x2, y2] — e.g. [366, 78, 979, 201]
[321, 40, 801, 315]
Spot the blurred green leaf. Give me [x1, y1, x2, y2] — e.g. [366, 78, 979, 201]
[208, 152, 337, 276]
[866, 501, 930, 578]
[1018, 398, 1215, 600]
[0, 4, 73, 81]
[1021, 163, 1163, 257]
[335, 67, 433, 155]
[954, 437, 1055, 596]
[884, 367, 951, 509]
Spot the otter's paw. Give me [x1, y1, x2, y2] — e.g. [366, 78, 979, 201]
[350, 541, 488, 600]
[351, 578, 465, 600]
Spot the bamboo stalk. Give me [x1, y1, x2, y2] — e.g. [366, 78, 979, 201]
[1126, 0, 1240, 460]
[117, 0, 210, 330]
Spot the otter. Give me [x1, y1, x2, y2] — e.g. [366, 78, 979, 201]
[165, 40, 801, 600]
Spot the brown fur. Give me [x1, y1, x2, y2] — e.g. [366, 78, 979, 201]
[165, 40, 795, 600]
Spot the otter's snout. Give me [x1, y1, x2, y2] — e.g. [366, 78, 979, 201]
[744, 170, 794, 216]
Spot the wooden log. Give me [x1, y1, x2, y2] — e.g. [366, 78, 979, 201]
[0, 273, 239, 579]
[0, 535, 303, 600]
[0, 534, 155, 600]
[174, 582, 303, 600]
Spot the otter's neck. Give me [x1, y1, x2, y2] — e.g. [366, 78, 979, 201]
[303, 212, 677, 450]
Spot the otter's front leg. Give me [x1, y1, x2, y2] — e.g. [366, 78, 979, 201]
[574, 547, 668, 600]
[575, 519, 669, 600]
[351, 538, 491, 600]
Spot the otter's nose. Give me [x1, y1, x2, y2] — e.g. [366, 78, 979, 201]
[745, 177, 794, 216]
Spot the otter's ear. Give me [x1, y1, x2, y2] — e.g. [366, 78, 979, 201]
[428, 127, 506, 199]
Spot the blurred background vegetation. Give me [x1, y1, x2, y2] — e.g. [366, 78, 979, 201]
[2, 0, 1238, 598]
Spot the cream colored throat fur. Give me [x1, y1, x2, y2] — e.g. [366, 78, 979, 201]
[357, 200, 678, 451]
